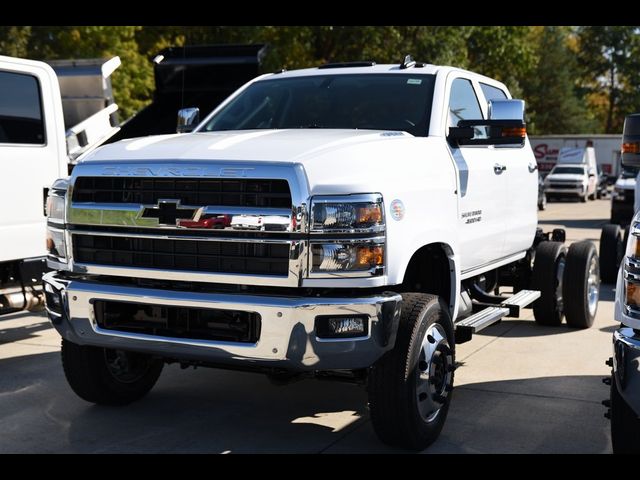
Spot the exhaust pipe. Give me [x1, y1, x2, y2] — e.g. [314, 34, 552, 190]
[0, 287, 45, 314]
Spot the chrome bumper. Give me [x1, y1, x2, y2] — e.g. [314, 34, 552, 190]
[43, 272, 402, 371]
[613, 327, 640, 416]
[544, 187, 584, 195]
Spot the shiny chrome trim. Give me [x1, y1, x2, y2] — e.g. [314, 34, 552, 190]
[44, 271, 403, 370]
[69, 202, 296, 233]
[310, 193, 385, 234]
[308, 237, 386, 279]
[68, 160, 310, 233]
[70, 229, 297, 244]
[66, 161, 311, 286]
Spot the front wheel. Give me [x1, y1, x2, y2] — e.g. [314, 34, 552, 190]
[368, 293, 455, 450]
[611, 378, 640, 454]
[61, 339, 164, 405]
[599, 224, 623, 284]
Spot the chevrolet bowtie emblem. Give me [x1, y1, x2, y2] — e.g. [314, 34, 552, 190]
[140, 200, 199, 226]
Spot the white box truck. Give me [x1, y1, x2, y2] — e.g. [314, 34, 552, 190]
[0, 54, 120, 317]
[530, 134, 621, 179]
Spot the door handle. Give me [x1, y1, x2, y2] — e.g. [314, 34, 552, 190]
[528, 163, 538, 173]
[494, 164, 507, 174]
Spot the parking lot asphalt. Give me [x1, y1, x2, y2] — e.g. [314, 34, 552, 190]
[0, 197, 617, 453]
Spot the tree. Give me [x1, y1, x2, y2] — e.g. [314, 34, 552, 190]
[521, 27, 594, 134]
[0, 26, 31, 58]
[577, 26, 640, 133]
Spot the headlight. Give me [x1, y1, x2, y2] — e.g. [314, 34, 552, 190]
[311, 194, 384, 233]
[46, 192, 65, 223]
[624, 223, 640, 313]
[46, 227, 67, 261]
[311, 241, 384, 274]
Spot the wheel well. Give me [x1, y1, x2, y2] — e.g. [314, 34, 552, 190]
[400, 243, 452, 304]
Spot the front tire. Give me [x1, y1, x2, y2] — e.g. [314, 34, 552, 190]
[532, 242, 567, 326]
[61, 339, 164, 405]
[611, 378, 640, 454]
[563, 241, 599, 329]
[368, 293, 455, 450]
[599, 224, 623, 284]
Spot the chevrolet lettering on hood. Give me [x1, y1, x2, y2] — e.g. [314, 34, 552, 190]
[100, 166, 255, 177]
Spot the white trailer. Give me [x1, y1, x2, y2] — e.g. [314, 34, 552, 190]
[529, 134, 621, 179]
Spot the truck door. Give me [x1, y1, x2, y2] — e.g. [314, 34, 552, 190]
[445, 76, 507, 272]
[477, 81, 538, 258]
[0, 58, 66, 263]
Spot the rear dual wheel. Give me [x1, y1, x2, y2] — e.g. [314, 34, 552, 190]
[532, 241, 599, 328]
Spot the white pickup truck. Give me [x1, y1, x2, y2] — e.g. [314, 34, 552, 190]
[0, 55, 119, 317]
[43, 57, 600, 450]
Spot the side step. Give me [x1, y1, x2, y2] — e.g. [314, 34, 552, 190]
[455, 289, 540, 344]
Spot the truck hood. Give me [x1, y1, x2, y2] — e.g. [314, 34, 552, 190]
[83, 129, 414, 164]
[79, 129, 432, 195]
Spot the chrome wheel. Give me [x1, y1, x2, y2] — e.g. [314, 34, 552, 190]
[587, 254, 600, 317]
[555, 256, 566, 315]
[416, 323, 453, 423]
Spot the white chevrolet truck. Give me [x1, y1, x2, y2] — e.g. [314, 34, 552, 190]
[43, 58, 600, 450]
[606, 113, 640, 454]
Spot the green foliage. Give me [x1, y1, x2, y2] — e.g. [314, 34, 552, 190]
[2, 25, 640, 134]
[0, 26, 31, 58]
[577, 26, 640, 133]
[521, 27, 596, 134]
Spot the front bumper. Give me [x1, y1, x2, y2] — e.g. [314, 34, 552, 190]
[544, 186, 584, 196]
[43, 272, 402, 372]
[613, 326, 640, 417]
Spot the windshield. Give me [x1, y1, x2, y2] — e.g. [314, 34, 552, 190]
[201, 74, 436, 137]
[621, 166, 639, 179]
[551, 166, 585, 175]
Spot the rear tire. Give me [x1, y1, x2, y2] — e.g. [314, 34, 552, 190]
[532, 242, 567, 326]
[611, 377, 640, 454]
[368, 293, 454, 450]
[61, 339, 164, 405]
[600, 224, 623, 284]
[563, 241, 599, 329]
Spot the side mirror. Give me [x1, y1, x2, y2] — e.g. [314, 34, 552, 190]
[177, 107, 200, 133]
[448, 99, 526, 147]
[622, 114, 640, 168]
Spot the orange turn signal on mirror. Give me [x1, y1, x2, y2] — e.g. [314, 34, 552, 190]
[356, 246, 384, 268]
[502, 127, 526, 137]
[622, 142, 640, 154]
